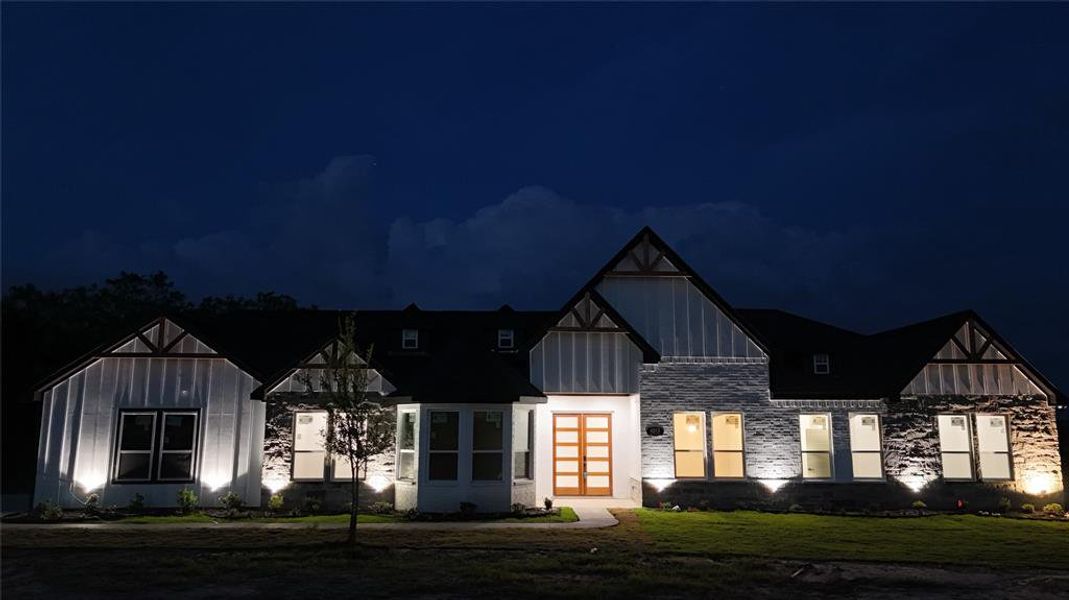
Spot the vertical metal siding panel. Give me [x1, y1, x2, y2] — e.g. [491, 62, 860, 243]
[247, 399, 266, 504]
[130, 358, 147, 407]
[548, 333, 561, 393]
[530, 342, 544, 391]
[658, 280, 675, 355]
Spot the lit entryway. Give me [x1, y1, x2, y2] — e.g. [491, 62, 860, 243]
[553, 413, 612, 496]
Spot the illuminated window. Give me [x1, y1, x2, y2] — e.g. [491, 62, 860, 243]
[293, 411, 328, 480]
[848, 414, 883, 479]
[513, 409, 533, 480]
[114, 411, 198, 483]
[472, 411, 504, 481]
[800, 414, 833, 478]
[397, 411, 417, 481]
[813, 354, 830, 375]
[428, 411, 459, 480]
[937, 415, 974, 480]
[673, 412, 706, 478]
[498, 329, 515, 349]
[402, 329, 419, 350]
[975, 414, 1012, 481]
[711, 413, 745, 478]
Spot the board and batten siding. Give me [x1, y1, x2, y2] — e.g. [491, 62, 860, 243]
[596, 276, 764, 359]
[530, 331, 644, 394]
[34, 356, 264, 508]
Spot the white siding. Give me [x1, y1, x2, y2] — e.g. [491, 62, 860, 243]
[597, 276, 764, 359]
[903, 363, 1045, 397]
[530, 331, 644, 394]
[34, 356, 263, 508]
[268, 367, 395, 395]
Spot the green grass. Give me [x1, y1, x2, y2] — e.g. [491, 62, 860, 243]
[637, 509, 1069, 569]
[112, 508, 575, 525]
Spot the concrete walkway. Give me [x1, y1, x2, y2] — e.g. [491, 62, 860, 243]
[3, 506, 620, 531]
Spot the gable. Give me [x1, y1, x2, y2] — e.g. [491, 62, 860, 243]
[593, 229, 766, 360]
[902, 318, 1048, 398]
[263, 340, 396, 396]
[109, 318, 218, 356]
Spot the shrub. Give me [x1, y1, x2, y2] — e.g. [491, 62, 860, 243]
[788, 503, 804, 513]
[911, 500, 927, 510]
[368, 501, 394, 515]
[459, 501, 477, 516]
[177, 488, 199, 514]
[1042, 503, 1064, 516]
[659, 501, 673, 511]
[1021, 503, 1035, 513]
[128, 493, 145, 512]
[511, 503, 526, 515]
[35, 501, 64, 522]
[543, 497, 553, 510]
[302, 496, 322, 515]
[219, 491, 243, 511]
[997, 497, 1012, 513]
[83, 493, 101, 517]
[268, 494, 284, 512]
[955, 499, 968, 511]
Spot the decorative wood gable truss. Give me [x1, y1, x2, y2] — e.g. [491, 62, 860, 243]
[593, 228, 767, 360]
[529, 291, 658, 394]
[109, 317, 218, 357]
[262, 340, 396, 396]
[903, 318, 1052, 398]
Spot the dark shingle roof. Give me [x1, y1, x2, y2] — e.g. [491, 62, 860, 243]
[183, 308, 557, 403]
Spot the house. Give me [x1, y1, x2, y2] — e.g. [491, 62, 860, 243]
[32, 227, 1065, 512]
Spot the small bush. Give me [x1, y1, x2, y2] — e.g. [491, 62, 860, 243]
[219, 491, 243, 511]
[83, 493, 101, 517]
[368, 501, 394, 515]
[128, 493, 145, 512]
[401, 508, 421, 521]
[911, 500, 927, 510]
[302, 496, 322, 515]
[659, 501, 673, 511]
[1042, 503, 1064, 516]
[35, 501, 64, 522]
[511, 503, 526, 515]
[268, 493, 284, 512]
[1021, 503, 1035, 513]
[788, 503, 804, 513]
[997, 497, 1012, 513]
[459, 501, 477, 516]
[176, 488, 199, 514]
[543, 497, 553, 510]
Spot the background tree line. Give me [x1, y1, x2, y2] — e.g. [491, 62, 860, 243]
[1, 272, 303, 499]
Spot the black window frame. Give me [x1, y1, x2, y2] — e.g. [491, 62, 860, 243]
[401, 329, 420, 350]
[112, 409, 200, 484]
[497, 329, 515, 349]
[812, 353, 831, 375]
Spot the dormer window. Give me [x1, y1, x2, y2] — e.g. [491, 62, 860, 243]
[497, 329, 515, 349]
[813, 353, 830, 375]
[401, 329, 419, 350]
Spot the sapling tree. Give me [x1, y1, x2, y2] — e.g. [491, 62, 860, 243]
[299, 315, 395, 545]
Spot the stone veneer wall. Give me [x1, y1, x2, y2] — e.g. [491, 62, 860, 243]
[261, 397, 395, 510]
[640, 362, 1065, 511]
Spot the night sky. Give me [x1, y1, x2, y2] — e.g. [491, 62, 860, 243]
[2, 3, 1067, 389]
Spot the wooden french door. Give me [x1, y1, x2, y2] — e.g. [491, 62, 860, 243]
[553, 413, 612, 496]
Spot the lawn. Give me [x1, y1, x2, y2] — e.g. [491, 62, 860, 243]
[637, 509, 1069, 569]
[3, 510, 1068, 598]
[58, 507, 576, 525]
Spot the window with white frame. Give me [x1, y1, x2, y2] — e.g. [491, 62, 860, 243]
[711, 413, 744, 478]
[813, 354, 830, 375]
[114, 410, 198, 483]
[848, 414, 883, 479]
[402, 329, 419, 350]
[937, 414, 974, 480]
[497, 329, 515, 349]
[293, 411, 328, 480]
[975, 414, 1012, 481]
[397, 411, 417, 481]
[472, 411, 504, 481]
[673, 412, 706, 478]
[513, 409, 533, 479]
[800, 414, 833, 478]
[428, 411, 459, 480]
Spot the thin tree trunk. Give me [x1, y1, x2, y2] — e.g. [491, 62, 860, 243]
[348, 456, 359, 545]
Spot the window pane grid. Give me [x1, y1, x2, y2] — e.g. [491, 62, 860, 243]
[673, 412, 706, 478]
[937, 415, 974, 480]
[397, 412, 417, 481]
[429, 411, 459, 481]
[976, 414, 1012, 481]
[473, 411, 503, 481]
[799, 414, 833, 479]
[711, 413, 745, 478]
[513, 410, 533, 480]
[848, 414, 883, 480]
